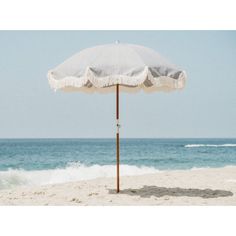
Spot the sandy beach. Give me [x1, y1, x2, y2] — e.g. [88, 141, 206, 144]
[0, 166, 236, 205]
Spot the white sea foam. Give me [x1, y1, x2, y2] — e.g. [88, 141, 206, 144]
[185, 144, 236, 148]
[190, 167, 210, 171]
[0, 163, 159, 190]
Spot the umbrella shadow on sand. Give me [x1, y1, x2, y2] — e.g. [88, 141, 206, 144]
[109, 186, 233, 199]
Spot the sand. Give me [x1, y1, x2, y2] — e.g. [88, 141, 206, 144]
[0, 166, 236, 205]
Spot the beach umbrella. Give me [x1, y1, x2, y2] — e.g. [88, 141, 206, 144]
[47, 42, 187, 193]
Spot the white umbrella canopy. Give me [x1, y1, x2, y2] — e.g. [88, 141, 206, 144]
[48, 42, 186, 93]
[47, 42, 187, 193]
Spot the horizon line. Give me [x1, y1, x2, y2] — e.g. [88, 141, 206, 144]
[0, 137, 235, 139]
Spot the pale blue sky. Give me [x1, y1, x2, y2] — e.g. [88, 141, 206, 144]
[0, 31, 235, 138]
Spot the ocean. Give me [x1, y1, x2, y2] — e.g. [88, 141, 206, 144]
[0, 138, 236, 190]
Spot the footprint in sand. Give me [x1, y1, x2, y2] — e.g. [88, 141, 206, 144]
[88, 193, 98, 196]
[34, 191, 45, 195]
[71, 198, 82, 203]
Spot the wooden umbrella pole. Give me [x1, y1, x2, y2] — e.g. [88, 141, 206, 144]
[116, 84, 120, 193]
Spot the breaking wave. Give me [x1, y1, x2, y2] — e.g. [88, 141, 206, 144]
[0, 162, 159, 190]
[185, 144, 236, 148]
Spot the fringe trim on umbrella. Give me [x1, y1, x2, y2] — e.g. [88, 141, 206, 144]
[47, 66, 186, 93]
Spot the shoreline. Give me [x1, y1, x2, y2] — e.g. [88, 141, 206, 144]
[0, 166, 236, 205]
